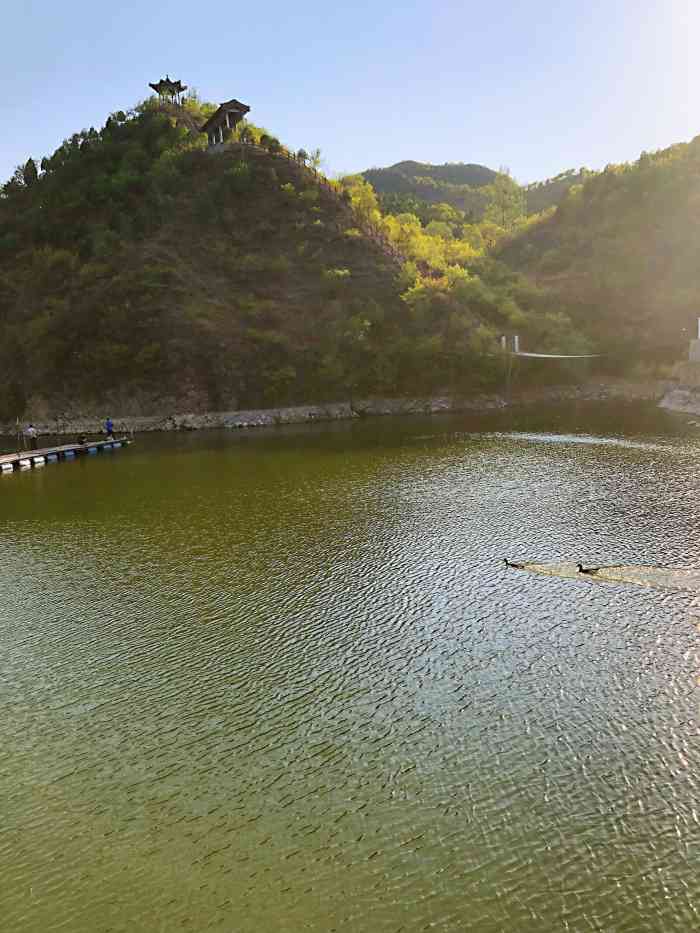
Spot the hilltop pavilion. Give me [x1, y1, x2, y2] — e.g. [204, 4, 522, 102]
[201, 100, 251, 147]
[149, 76, 188, 104]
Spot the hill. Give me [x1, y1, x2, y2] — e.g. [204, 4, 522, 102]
[499, 137, 700, 359]
[363, 160, 590, 222]
[0, 99, 592, 420]
[524, 168, 592, 214]
[362, 161, 498, 218]
[0, 103, 411, 417]
[364, 160, 498, 192]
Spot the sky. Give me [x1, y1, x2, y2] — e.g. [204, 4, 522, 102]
[2, 0, 697, 185]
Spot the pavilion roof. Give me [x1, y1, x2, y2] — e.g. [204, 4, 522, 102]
[201, 100, 251, 134]
[149, 76, 188, 96]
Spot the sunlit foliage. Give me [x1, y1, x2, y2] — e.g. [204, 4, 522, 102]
[499, 137, 700, 361]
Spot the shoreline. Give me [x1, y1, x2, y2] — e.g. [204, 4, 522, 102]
[0, 381, 674, 439]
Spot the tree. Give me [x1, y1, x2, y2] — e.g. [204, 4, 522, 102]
[341, 176, 382, 229]
[483, 172, 525, 230]
[238, 122, 253, 145]
[425, 220, 453, 239]
[22, 159, 38, 187]
[296, 148, 309, 164]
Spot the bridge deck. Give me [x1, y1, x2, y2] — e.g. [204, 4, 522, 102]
[0, 439, 130, 469]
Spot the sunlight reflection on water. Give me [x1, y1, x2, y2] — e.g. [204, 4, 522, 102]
[1, 405, 699, 932]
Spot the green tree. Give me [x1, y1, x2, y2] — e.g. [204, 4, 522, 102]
[483, 172, 525, 230]
[22, 159, 38, 187]
[425, 220, 453, 239]
[237, 122, 253, 145]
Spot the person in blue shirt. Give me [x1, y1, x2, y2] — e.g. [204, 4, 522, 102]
[104, 417, 115, 440]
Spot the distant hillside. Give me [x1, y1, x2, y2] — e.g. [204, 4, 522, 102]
[362, 161, 498, 218]
[363, 160, 589, 220]
[524, 168, 592, 214]
[365, 161, 498, 190]
[499, 138, 700, 357]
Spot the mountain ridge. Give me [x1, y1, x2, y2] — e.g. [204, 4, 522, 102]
[362, 159, 591, 218]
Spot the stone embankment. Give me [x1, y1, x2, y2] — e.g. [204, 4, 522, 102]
[0, 381, 671, 438]
[655, 361, 700, 415]
[655, 360, 700, 416]
[658, 386, 700, 417]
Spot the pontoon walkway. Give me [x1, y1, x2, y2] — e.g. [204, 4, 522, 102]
[0, 439, 131, 473]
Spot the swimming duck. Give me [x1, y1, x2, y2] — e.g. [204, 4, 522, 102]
[577, 563, 599, 575]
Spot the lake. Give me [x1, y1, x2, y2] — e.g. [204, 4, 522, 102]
[1, 402, 698, 932]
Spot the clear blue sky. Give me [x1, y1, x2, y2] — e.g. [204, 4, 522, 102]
[2, 0, 696, 184]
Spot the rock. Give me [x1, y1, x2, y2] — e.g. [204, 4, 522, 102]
[659, 387, 700, 415]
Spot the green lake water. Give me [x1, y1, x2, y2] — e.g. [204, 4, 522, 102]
[1, 402, 699, 932]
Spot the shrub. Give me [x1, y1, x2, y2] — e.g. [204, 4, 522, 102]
[225, 160, 252, 193]
[299, 188, 319, 206]
[322, 267, 352, 296]
[279, 182, 296, 204]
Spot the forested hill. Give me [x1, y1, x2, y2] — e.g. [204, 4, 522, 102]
[364, 161, 498, 193]
[0, 104, 402, 417]
[0, 99, 591, 419]
[363, 160, 591, 221]
[362, 161, 498, 218]
[499, 137, 700, 358]
[524, 168, 591, 214]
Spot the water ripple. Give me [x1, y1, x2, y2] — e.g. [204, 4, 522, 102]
[1, 405, 699, 931]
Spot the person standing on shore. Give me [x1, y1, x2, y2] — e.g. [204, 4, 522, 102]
[26, 424, 38, 451]
[104, 417, 115, 440]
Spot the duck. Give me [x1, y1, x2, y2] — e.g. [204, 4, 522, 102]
[504, 558, 526, 569]
[577, 562, 599, 575]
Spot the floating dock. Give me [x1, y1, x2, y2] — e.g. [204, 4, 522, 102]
[0, 439, 131, 473]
